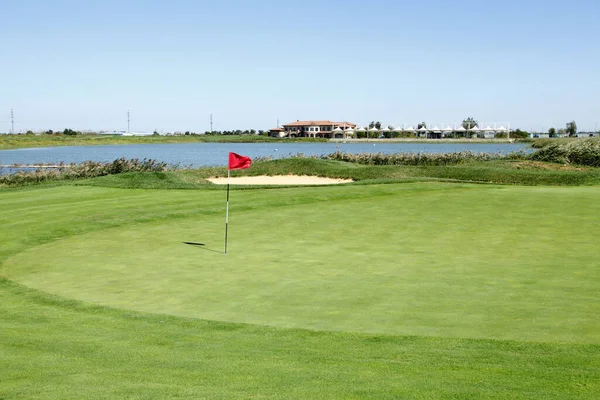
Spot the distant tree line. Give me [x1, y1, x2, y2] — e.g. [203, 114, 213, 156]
[364, 117, 582, 139]
[18, 129, 269, 136]
[203, 129, 266, 136]
[33, 128, 82, 136]
[11, 119, 582, 138]
[547, 121, 578, 137]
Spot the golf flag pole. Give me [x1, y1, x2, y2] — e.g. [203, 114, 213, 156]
[225, 168, 230, 254]
[225, 152, 252, 254]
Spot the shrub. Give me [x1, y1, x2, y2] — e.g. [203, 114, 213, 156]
[529, 138, 600, 167]
[1, 158, 169, 186]
[63, 128, 79, 136]
[319, 151, 527, 166]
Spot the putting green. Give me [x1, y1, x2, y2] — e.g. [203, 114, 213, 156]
[4, 183, 600, 343]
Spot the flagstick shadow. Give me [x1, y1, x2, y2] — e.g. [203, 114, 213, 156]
[183, 242, 223, 254]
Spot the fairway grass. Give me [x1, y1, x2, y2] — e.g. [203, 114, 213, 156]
[2, 179, 600, 398]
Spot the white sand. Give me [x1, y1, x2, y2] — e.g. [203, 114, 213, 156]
[207, 175, 353, 185]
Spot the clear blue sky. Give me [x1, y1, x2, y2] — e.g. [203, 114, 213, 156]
[1, 0, 598, 132]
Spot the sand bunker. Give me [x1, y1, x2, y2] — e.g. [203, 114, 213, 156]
[207, 175, 353, 185]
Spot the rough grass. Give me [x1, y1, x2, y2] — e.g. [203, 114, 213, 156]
[0, 158, 170, 186]
[322, 150, 526, 165]
[0, 134, 531, 150]
[4, 149, 600, 187]
[0, 133, 326, 150]
[68, 158, 600, 190]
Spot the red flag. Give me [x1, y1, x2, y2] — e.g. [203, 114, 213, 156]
[228, 152, 252, 170]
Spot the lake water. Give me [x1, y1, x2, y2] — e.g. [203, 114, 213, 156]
[0, 142, 530, 169]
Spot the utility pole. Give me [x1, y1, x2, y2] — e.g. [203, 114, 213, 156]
[11, 108, 14, 134]
[210, 113, 213, 133]
[277, 118, 279, 127]
[127, 110, 130, 133]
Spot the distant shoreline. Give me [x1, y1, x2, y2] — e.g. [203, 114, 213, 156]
[0, 133, 530, 150]
[330, 138, 519, 144]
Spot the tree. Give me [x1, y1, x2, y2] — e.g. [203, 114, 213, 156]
[368, 121, 382, 130]
[367, 121, 382, 138]
[461, 117, 478, 130]
[417, 121, 427, 129]
[548, 127, 556, 137]
[509, 129, 529, 139]
[387, 125, 395, 138]
[566, 121, 577, 136]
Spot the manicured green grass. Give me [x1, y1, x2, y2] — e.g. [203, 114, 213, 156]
[3, 278, 598, 400]
[1, 167, 600, 398]
[2, 278, 598, 400]
[4, 183, 600, 343]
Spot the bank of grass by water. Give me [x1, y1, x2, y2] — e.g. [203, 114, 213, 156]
[0, 133, 530, 150]
[3, 155, 600, 188]
[179, 157, 600, 187]
[0, 133, 327, 150]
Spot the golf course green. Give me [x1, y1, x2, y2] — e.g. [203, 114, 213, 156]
[1, 160, 599, 399]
